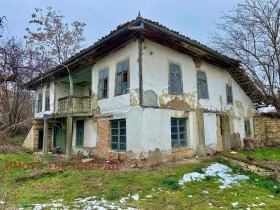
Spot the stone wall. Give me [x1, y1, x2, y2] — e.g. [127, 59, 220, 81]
[22, 119, 52, 151]
[254, 113, 280, 145]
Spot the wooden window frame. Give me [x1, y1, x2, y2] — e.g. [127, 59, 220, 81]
[197, 70, 209, 99]
[226, 84, 233, 104]
[168, 62, 183, 95]
[76, 120, 84, 147]
[110, 119, 126, 151]
[37, 93, 42, 113]
[244, 119, 251, 137]
[115, 59, 130, 96]
[98, 68, 109, 99]
[171, 117, 187, 148]
[45, 89, 50, 111]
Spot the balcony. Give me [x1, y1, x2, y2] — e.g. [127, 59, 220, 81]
[57, 96, 92, 116]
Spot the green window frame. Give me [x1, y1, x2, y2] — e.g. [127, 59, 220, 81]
[197, 71, 209, 99]
[98, 69, 108, 99]
[111, 119, 126, 151]
[169, 63, 182, 94]
[116, 60, 129, 95]
[226, 84, 233, 104]
[171, 118, 187, 148]
[244, 119, 251, 137]
[37, 93, 42, 113]
[76, 120, 84, 147]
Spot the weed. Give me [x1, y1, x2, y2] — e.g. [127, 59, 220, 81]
[204, 175, 212, 181]
[162, 178, 180, 190]
[194, 167, 205, 174]
[105, 187, 121, 200]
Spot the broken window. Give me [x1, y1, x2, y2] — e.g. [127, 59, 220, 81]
[197, 71, 209, 99]
[226, 84, 233, 104]
[116, 59, 129, 95]
[111, 119, 126, 151]
[244, 119, 251, 137]
[98, 69, 108, 99]
[37, 93, 42, 113]
[45, 90, 50, 111]
[76, 120, 84, 147]
[171, 118, 187, 148]
[169, 63, 182, 94]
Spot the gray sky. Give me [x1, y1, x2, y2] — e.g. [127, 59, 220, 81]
[1, 0, 244, 47]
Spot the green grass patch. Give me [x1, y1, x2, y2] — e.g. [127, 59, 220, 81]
[5, 136, 24, 143]
[238, 147, 280, 160]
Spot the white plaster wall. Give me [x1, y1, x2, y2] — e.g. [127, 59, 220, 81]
[123, 107, 196, 156]
[92, 40, 139, 114]
[141, 39, 255, 141]
[204, 113, 217, 146]
[72, 117, 97, 155]
[142, 40, 197, 105]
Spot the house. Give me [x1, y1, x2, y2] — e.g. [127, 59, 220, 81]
[23, 15, 263, 161]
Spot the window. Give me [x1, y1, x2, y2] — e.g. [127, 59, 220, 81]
[37, 93, 42, 113]
[116, 60, 129, 95]
[244, 119, 251, 137]
[171, 118, 187, 148]
[98, 69, 108, 99]
[197, 71, 209, 99]
[76, 120, 84, 147]
[111, 119, 126, 151]
[45, 90, 50, 111]
[169, 63, 182, 94]
[226, 84, 233, 104]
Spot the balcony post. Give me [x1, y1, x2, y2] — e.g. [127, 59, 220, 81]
[66, 115, 73, 160]
[69, 76, 73, 96]
[43, 118, 48, 156]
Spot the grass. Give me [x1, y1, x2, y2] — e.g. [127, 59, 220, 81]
[5, 136, 24, 143]
[0, 154, 280, 209]
[238, 147, 280, 160]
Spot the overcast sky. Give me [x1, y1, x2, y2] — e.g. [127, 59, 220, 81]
[1, 0, 245, 47]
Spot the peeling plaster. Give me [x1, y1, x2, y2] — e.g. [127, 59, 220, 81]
[159, 92, 196, 109]
[130, 88, 140, 106]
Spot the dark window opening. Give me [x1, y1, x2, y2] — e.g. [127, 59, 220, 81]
[111, 119, 126, 151]
[76, 120, 84, 147]
[116, 60, 129, 95]
[197, 71, 209, 99]
[226, 84, 233, 104]
[98, 69, 109, 99]
[169, 63, 182, 94]
[171, 118, 187, 148]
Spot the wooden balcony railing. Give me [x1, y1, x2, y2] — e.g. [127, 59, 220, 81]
[57, 96, 91, 115]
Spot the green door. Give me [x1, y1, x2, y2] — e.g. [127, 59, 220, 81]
[76, 120, 84, 147]
[53, 124, 66, 153]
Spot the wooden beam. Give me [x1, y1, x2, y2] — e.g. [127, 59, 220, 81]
[196, 109, 206, 157]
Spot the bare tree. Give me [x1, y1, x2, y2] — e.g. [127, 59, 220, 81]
[0, 38, 33, 136]
[211, 0, 280, 110]
[25, 6, 86, 66]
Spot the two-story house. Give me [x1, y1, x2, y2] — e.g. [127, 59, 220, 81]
[23, 15, 262, 161]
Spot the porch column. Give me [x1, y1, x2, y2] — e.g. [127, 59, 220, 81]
[69, 76, 73, 96]
[43, 118, 48, 155]
[66, 116, 73, 160]
[196, 109, 206, 157]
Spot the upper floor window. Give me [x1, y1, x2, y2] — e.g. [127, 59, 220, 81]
[226, 84, 233, 104]
[197, 71, 209, 99]
[171, 118, 187, 148]
[37, 93, 42, 113]
[169, 63, 182, 94]
[98, 69, 108, 99]
[116, 59, 129, 95]
[45, 90, 50, 111]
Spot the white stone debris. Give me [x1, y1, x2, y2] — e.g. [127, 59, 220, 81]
[179, 163, 249, 189]
[131, 194, 139, 201]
